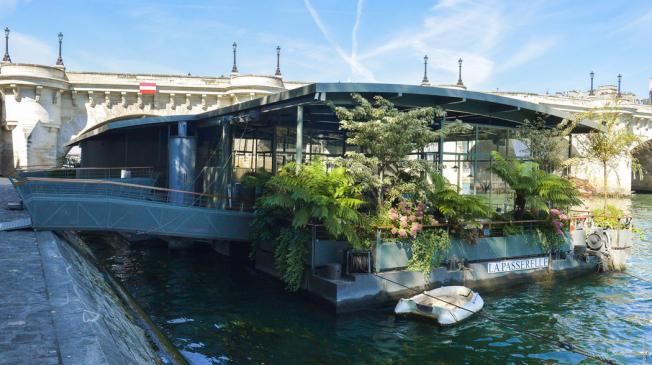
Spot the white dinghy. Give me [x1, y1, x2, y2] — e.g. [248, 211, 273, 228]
[394, 286, 484, 325]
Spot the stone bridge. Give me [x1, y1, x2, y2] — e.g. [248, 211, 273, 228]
[2, 60, 652, 194]
[0, 62, 307, 175]
[496, 85, 652, 194]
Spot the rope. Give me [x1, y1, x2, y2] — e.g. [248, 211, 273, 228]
[374, 274, 620, 365]
[619, 271, 652, 285]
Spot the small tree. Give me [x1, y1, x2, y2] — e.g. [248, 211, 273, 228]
[334, 93, 467, 212]
[514, 116, 574, 172]
[567, 104, 645, 209]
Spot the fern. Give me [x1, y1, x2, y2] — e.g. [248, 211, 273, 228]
[274, 229, 309, 291]
[489, 151, 581, 219]
[252, 159, 366, 291]
[423, 169, 491, 224]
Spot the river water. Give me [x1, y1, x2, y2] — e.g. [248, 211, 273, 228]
[88, 196, 652, 364]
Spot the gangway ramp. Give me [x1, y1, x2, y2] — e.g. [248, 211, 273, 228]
[0, 217, 32, 231]
[10, 177, 253, 241]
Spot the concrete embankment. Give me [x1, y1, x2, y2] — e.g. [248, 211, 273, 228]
[0, 178, 184, 365]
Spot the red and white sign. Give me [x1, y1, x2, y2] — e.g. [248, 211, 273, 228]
[139, 82, 157, 94]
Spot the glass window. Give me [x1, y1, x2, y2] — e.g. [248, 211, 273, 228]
[232, 127, 274, 182]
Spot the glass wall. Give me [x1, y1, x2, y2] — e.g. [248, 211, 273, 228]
[232, 127, 274, 181]
[275, 127, 296, 168]
[439, 125, 531, 214]
[275, 126, 345, 166]
[225, 114, 544, 215]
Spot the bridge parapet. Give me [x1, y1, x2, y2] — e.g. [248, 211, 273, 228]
[0, 63, 67, 88]
[0, 62, 309, 174]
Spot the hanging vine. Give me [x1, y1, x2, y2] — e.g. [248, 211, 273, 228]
[406, 229, 451, 280]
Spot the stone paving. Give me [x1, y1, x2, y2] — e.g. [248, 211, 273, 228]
[0, 178, 160, 364]
[0, 178, 61, 364]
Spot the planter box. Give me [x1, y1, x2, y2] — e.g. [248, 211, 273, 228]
[375, 232, 571, 272]
[312, 240, 348, 268]
[259, 238, 350, 272]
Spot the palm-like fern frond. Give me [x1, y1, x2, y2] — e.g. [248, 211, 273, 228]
[425, 170, 491, 222]
[256, 159, 365, 246]
[489, 151, 581, 218]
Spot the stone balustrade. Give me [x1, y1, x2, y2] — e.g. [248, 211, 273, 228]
[0, 62, 308, 174]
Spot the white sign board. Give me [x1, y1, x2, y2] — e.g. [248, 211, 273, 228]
[487, 256, 549, 274]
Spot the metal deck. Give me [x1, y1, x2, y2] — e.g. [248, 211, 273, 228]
[10, 174, 252, 241]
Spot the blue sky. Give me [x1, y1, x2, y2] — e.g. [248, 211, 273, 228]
[1, 0, 651, 97]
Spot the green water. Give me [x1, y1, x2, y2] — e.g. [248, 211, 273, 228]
[89, 196, 652, 364]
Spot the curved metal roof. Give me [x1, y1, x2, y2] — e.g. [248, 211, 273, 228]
[67, 82, 599, 146]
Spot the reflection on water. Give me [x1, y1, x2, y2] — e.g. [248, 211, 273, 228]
[89, 196, 652, 364]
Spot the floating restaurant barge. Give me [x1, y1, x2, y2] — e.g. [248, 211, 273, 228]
[9, 83, 631, 311]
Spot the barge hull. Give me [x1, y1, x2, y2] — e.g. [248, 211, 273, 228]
[256, 249, 599, 312]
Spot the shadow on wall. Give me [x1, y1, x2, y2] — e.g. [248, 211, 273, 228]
[0, 93, 15, 176]
[58, 113, 158, 162]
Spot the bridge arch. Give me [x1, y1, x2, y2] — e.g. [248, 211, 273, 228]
[631, 140, 652, 192]
[78, 114, 159, 136]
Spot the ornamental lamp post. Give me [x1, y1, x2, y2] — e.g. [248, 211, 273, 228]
[589, 71, 594, 96]
[275, 45, 281, 76]
[420, 55, 430, 86]
[55, 32, 64, 66]
[231, 42, 238, 73]
[2, 27, 10, 63]
[456, 58, 464, 87]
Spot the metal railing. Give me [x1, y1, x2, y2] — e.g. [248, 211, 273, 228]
[569, 209, 633, 230]
[374, 219, 554, 244]
[15, 166, 157, 180]
[12, 177, 253, 211]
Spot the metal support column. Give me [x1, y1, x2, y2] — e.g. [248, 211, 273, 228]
[168, 121, 196, 204]
[124, 131, 129, 166]
[271, 127, 278, 174]
[473, 125, 478, 195]
[566, 133, 573, 176]
[438, 118, 445, 171]
[295, 105, 304, 164]
[220, 119, 232, 208]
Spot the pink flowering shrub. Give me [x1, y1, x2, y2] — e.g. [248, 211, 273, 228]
[548, 208, 570, 236]
[387, 201, 437, 239]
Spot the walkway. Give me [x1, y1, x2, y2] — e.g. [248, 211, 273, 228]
[12, 176, 253, 241]
[0, 178, 60, 364]
[0, 178, 160, 364]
